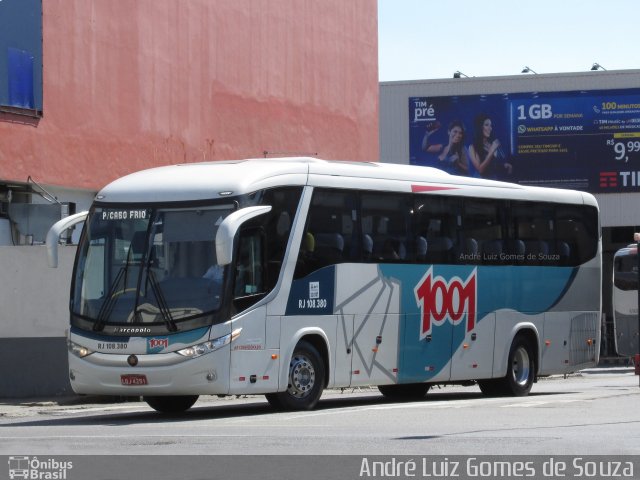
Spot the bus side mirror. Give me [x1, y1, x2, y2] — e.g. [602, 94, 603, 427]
[46, 211, 88, 268]
[215, 206, 272, 266]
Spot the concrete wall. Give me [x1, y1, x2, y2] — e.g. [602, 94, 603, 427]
[0, 0, 380, 397]
[0, 245, 76, 397]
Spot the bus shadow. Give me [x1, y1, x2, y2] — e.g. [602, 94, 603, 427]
[4, 388, 576, 428]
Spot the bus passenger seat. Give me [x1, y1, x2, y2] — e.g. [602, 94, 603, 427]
[464, 238, 479, 255]
[510, 239, 525, 256]
[362, 234, 374, 261]
[482, 239, 503, 255]
[555, 241, 571, 264]
[464, 238, 478, 255]
[314, 233, 345, 264]
[426, 236, 453, 263]
[523, 240, 548, 265]
[397, 241, 407, 260]
[416, 236, 428, 262]
[456, 237, 478, 264]
[482, 239, 503, 264]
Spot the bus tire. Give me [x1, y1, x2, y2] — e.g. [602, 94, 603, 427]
[503, 335, 535, 396]
[477, 379, 503, 397]
[265, 340, 325, 411]
[479, 336, 535, 397]
[144, 395, 199, 413]
[378, 383, 430, 400]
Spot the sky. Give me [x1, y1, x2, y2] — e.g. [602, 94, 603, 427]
[378, 0, 640, 82]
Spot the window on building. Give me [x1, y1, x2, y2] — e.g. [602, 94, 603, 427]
[0, 0, 43, 116]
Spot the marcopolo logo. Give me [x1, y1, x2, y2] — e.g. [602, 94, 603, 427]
[414, 267, 477, 340]
[8, 456, 73, 479]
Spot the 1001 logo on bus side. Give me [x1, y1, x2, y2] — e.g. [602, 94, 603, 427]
[414, 268, 477, 340]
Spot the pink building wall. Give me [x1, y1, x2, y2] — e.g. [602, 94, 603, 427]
[0, 0, 378, 191]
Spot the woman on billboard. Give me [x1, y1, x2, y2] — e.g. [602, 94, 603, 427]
[469, 113, 512, 179]
[422, 119, 470, 176]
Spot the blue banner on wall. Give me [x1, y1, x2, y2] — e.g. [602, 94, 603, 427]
[7, 47, 35, 109]
[409, 89, 640, 193]
[0, 0, 43, 112]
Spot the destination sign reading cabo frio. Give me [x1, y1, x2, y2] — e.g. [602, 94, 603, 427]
[101, 209, 149, 221]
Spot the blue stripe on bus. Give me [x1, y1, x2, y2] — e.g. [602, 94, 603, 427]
[286, 263, 576, 382]
[380, 265, 575, 315]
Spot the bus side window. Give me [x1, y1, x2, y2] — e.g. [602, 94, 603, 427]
[462, 198, 507, 266]
[258, 186, 302, 289]
[413, 195, 462, 265]
[233, 228, 266, 311]
[305, 208, 344, 270]
[361, 192, 411, 263]
[294, 189, 355, 277]
[558, 205, 598, 265]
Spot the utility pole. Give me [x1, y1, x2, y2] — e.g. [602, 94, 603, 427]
[634, 232, 640, 386]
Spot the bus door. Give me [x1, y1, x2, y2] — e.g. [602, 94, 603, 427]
[229, 228, 280, 393]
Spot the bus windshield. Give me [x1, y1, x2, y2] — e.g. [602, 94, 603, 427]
[614, 247, 638, 291]
[72, 204, 235, 330]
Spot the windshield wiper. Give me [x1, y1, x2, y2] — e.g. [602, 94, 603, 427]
[147, 270, 178, 332]
[93, 266, 126, 332]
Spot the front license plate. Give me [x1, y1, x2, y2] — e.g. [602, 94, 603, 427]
[120, 374, 148, 386]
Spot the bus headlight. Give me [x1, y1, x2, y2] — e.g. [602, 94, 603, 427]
[177, 328, 242, 359]
[68, 339, 94, 358]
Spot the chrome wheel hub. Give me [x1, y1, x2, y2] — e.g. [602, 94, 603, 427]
[287, 354, 315, 398]
[512, 346, 530, 386]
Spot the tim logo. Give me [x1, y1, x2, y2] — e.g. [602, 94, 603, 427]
[412, 99, 436, 123]
[414, 267, 477, 340]
[148, 338, 169, 351]
[600, 171, 617, 188]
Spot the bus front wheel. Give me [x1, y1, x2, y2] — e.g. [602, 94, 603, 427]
[265, 340, 325, 411]
[144, 395, 199, 413]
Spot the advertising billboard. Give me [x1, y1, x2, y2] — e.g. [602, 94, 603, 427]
[409, 88, 640, 193]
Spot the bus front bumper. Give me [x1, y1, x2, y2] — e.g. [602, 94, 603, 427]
[68, 349, 230, 396]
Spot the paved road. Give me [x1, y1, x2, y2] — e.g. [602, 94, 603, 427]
[1, 368, 639, 456]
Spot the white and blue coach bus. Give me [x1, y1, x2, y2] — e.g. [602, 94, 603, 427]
[48, 158, 601, 413]
[612, 244, 639, 357]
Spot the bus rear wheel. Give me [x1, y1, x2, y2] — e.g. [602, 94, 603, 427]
[504, 336, 535, 396]
[479, 335, 534, 397]
[265, 340, 325, 411]
[477, 379, 504, 396]
[378, 383, 430, 400]
[144, 395, 199, 413]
